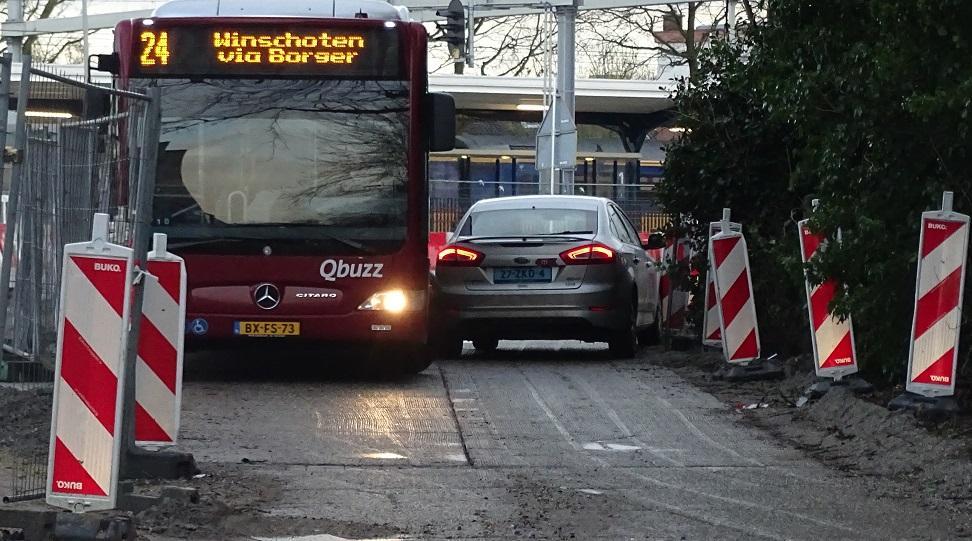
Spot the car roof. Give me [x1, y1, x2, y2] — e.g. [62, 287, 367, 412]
[467, 195, 608, 212]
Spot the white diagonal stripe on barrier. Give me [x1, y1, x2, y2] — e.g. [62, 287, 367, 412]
[136, 355, 176, 440]
[671, 290, 688, 315]
[141, 273, 180, 333]
[815, 310, 850, 366]
[918, 222, 969, 297]
[63, 258, 126, 376]
[714, 237, 746, 293]
[722, 295, 756, 354]
[55, 381, 114, 494]
[911, 306, 960, 377]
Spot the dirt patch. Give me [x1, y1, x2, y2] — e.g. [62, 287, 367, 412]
[648, 348, 972, 517]
[135, 463, 398, 540]
[0, 386, 394, 540]
[0, 385, 52, 459]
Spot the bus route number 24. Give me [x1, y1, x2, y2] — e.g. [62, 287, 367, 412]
[140, 31, 171, 67]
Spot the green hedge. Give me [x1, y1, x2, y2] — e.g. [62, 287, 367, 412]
[661, 0, 972, 386]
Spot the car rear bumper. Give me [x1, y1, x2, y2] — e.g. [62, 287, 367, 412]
[433, 285, 628, 340]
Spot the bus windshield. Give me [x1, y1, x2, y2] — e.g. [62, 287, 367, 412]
[147, 78, 409, 250]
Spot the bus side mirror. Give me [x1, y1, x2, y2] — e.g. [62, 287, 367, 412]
[426, 92, 455, 152]
[90, 53, 119, 75]
[643, 232, 666, 250]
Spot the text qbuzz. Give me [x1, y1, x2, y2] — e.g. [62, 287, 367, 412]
[320, 259, 384, 282]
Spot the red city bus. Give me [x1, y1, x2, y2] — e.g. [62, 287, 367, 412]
[102, 0, 455, 374]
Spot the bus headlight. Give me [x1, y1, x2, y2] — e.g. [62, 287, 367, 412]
[357, 289, 424, 313]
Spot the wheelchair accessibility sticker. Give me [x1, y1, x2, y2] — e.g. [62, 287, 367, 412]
[187, 318, 209, 336]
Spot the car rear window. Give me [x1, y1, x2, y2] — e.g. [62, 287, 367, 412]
[459, 208, 597, 237]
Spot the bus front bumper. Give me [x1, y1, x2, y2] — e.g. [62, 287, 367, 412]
[183, 310, 427, 345]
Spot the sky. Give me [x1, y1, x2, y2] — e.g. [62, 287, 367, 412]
[17, 0, 728, 78]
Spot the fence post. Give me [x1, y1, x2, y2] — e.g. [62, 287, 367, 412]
[119, 86, 159, 475]
[118, 87, 196, 482]
[0, 53, 11, 167]
[0, 55, 31, 363]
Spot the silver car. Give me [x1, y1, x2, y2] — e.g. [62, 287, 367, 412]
[431, 195, 666, 358]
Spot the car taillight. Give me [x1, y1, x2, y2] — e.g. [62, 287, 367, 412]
[437, 245, 484, 266]
[560, 243, 615, 265]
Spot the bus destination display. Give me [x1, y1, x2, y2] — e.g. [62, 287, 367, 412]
[133, 21, 401, 77]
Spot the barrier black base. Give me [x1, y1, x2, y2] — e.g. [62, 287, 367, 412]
[715, 357, 785, 382]
[121, 448, 199, 480]
[888, 392, 961, 421]
[0, 507, 134, 541]
[807, 376, 874, 398]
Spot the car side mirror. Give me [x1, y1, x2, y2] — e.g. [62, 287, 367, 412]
[642, 232, 666, 250]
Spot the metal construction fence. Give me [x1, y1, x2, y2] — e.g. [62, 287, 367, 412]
[0, 55, 159, 503]
[430, 179, 673, 234]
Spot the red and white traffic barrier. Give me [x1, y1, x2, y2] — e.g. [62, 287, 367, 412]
[702, 220, 741, 347]
[709, 210, 761, 363]
[660, 238, 692, 330]
[905, 191, 969, 397]
[798, 205, 859, 380]
[47, 214, 132, 512]
[428, 231, 449, 271]
[135, 234, 186, 447]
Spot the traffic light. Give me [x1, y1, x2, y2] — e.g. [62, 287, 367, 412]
[436, 0, 465, 60]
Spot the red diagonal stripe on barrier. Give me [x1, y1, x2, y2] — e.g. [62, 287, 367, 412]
[801, 227, 822, 262]
[706, 280, 717, 309]
[138, 315, 177, 393]
[706, 328, 721, 341]
[659, 275, 671, 299]
[61, 320, 118, 435]
[135, 402, 172, 443]
[913, 267, 962, 340]
[69, 256, 126, 316]
[921, 219, 964, 257]
[720, 269, 751, 328]
[809, 279, 838, 331]
[730, 328, 758, 360]
[52, 437, 107, 496]
[912, 348, 954, 385]
[147, 260, 181, 303]
[820, 332, 854, 369]
[712, 236, 741, 268]
[667, 309, 686, 330]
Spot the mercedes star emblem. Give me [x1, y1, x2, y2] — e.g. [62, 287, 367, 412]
[253, 283, 281, 310]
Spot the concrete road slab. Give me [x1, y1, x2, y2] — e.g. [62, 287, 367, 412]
[172, 341, 969, 540]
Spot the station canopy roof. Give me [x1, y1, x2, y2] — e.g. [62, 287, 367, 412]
[6, 64, 674, 116]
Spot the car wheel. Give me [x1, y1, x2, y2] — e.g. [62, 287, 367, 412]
[401, 347, 434, 374]
[472, 337, 499, 353]
[432, 333, 463, 359]
[377, 345, 433, 378]
[608, 302, 638, 359]
[638, 308, 661, 346]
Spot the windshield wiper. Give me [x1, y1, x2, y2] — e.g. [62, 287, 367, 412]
[168, 237, 245, 250]
[549, 229, 594, 235]
[234, 223, 375, 254]
[313, 231, 374, 254]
